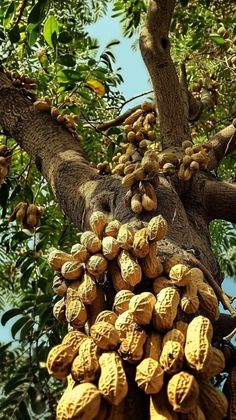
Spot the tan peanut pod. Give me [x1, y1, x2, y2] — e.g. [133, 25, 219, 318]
[190, 161, 200, 171]
[109, 261, 134, 292]
[86, 253, 108, 278]
[70, 243, 89, 263]
[140, 242, 163, 279]
[57, 382, 101, 420]
[129, 292, 156, 325]
[95, 310, 118, 325]
[180, 280, 199, 314]
[131, 192, 143, 214]
[86, 284, 106, 327]
[89, 211, 108, 238]
[119, 153, 130, 164]
[98, 351, 128, 405]
[147, 130, 156, 141]
[133, 116, 144, 132]
[66, 299, 87, 328]
[112, 163, 125, 175]
[187, 267, 204, 283]
[180, 405, 205, 420]
[77, 272, 97, 304]
[124, 162, 136, 174]
[150, 387, 179, 420]
[135, 357, 164, 394]
[118, 250, 142, 287]
[61, 261, 84, 280]
[132, 228, 150, 258]
[33, 100, 51, 111]
[141, 183, 158, 211]
[163, 255, 184, 275]
[126, 131, 136, 143]
[163, 328, 185, 347]
[53, 276, 68, 296]
[183, 167, 192, 181]
[62, 330, 87, 351]
[53, 298, 66, 321]
[102, 236, 120, 260]
[147, 215, 168, 241]
[141, 153, 159, 174]
[122, 173, 135, 187]
[197, 347, 225, 379]
[169, 264, 192, 287]
[144, 332, 163, 361]
[223, 365, 236, 420]
[124, 109, 143, 125]
[117, 224, 135, 250]
[80, 231, 102, 253]
[152, 287, 180, 332]
[46, 344, 75, 379]
[115, 310, 139, 339]
[197, 286, 219, 321]
[133, 166, 146, 180]
[167, 371, 199, 413]
[15, 202, 28, 222]
[71, 338, 100, 383]
[113, 290, 135, 315]
[119, 329, 147, 363]
[160, 340, 184, 375]
[199, 380, 228, 420]
[178, 163, 185, 180]
[90, 321, 120, 350]
[48, 250, 74, 271]
[185, 315, 213, 372]
[153, 276, 174, 295]
[104, 220, 121, 238]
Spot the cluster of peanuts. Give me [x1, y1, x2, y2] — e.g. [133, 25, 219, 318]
[97, 104, 211, 214]
[0, 144, 12, 185]
[4, 69, 37, 91]
[33, 97, 82, 140]
[46, 211, 229, 419]
[9, 202, 45, 230]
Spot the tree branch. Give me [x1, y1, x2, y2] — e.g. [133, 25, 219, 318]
[0, 71, 98, 229]
[139, 0, 191, 148]
[207, 122, 236, 170]
[91, 104, 141, 131]
[202, 178, 236, 224]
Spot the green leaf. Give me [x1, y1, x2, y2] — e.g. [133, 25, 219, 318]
[58, 30, 73, 44]
[57, 54, 76, 67]
[179, 0, 189, 5]
[11, 316, 30, 338]
[0, 181, 10, 217]
[1, 308, 22, 326]
[17, 401, 31, 420]
[20, 265, 34, 289]
[4, 375, 28, 394]
[27, 0, 49, 26]
[9, 24, 20, 43]
[20, 319, 35, 341]
[27, 23, 40, 47]
[3, 2, 15, 29]
[43, 15, 59, 48]
[28, 386, 46, 415]
[209, 34, 225, 45]
[57, 69, 83, 84]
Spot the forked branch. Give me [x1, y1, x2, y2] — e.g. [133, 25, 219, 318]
[139, 0, 191, 148]
[207, 122, 236, 170]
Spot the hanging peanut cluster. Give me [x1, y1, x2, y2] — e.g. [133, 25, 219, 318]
[46, 211, 228, 420]
[9, 202, 45, 230]
[4, 70, 37, 91]
[0, 144, 12, 184]
[97, 103, 211, 214]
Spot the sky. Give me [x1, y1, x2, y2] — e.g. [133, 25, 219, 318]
[1, 6, 236, 345]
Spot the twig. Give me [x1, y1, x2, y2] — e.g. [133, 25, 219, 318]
[184, 252, 236, 315]
[119, 90, 153, 111]
[224, 327, 236, 341]
[15, 0, 28, 25]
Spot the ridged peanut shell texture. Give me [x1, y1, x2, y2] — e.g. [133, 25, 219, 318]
[167, 371, 199, 413]
[185, 315, 213, 372]
[71, 338, 100, 383]
[135, 357, 164, 394]
[147, 215, 168, 241]
[153, 287, 180, 332]
[150, 387, 179, 420]
[113, 290, 135, 314]
[46, 344, 75, 379]
[90, 321, 120, 350]
[98, 351, 128, 405]
[118, 250, 142, 286]
[90, 211, 108, 238]
[129, 292, 156, 325]
[56, 382, 101, 420]
[169, 264, 192, 286]
[199, 380, 228, 420]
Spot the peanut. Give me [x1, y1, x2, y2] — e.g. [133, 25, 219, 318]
[167, 371, 199, 413]
[185, 315, 213, 372]
[135, 357, 164, 394]
[71, 338, 100, 383]
[113, 290, 135, 315]
[90, 321, 120, 350]
[153, 287, 180, 332]
[98, 351, 128, 405]
[129, 292, 156, 325]
[148, 215, 168, 241]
